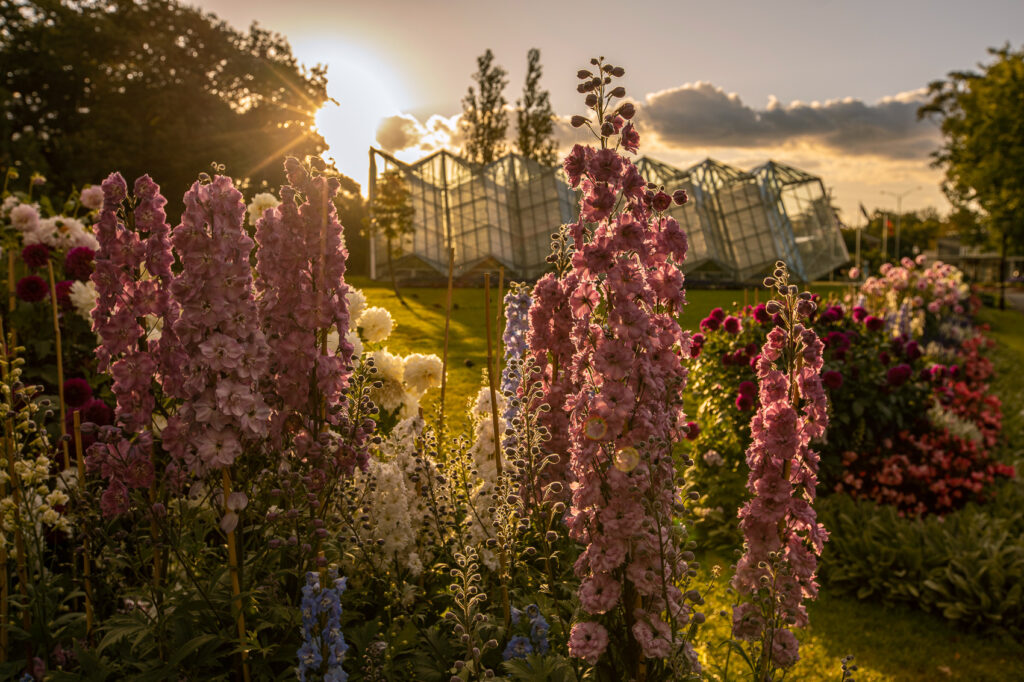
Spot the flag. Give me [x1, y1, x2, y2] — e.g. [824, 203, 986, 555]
[887, 219, 894, 236]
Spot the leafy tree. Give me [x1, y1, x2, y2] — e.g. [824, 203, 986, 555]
[0, 0, 329, 206]
[328, 170, 370, 277]
[919, 44, 1024, 308]
[461, 49, 508, 165]
[369, 169, 415, 305]
[515, 48, 557, 165]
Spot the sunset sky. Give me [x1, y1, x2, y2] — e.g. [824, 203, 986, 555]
[193, 0, 1024, 221]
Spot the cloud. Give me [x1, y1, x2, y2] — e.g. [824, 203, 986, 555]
[375, 112, 466, 155]
[640, 82, 940, 160]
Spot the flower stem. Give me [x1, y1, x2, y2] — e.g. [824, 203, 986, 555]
[222, 467, 250, 682]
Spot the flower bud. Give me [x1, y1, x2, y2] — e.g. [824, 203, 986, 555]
[601, 121, 615, 137]
[571, 115, 588, 128]
[585, 93, 598, 107]
[765, 300, 783, 315]
[652, 191, 672, 212]
[618, 101, 636, 119]
[611, 66, 625, 77]
[577, 69, 593, 79]
[609, 86, 626, 98]
[672, 188, 688, 205]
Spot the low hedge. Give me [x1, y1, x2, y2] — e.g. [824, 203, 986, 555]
[818, 480, 1024, 635]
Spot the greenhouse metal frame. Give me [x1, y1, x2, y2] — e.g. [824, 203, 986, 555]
[368, 148, 848, 282]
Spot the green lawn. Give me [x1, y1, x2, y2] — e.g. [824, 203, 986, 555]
[351, 277, 1024, 680]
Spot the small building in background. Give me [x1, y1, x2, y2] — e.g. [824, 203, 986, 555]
[368, 148, 848, 284]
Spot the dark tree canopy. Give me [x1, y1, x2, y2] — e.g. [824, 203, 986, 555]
[515, 48, 557, 166]
[919, 45, 1024, 255]
[461, 49, 508, 165]
[0, 0, 330, 203]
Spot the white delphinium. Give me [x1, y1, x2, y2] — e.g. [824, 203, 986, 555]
[465, 385, 509, 569]
[368, 349, 406, 411]
[246, 192, 280, 226]
[403, 353, 443, 396]
[363, 459, 418, 566]
[358, 306, 393, 344]
[69, 280, 99, 323]
[346, 288, 367, 330]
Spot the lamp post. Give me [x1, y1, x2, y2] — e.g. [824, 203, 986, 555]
[881, 187, 922, 262]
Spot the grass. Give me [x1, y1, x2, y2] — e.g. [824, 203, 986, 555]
[352, 276, 1024, 680]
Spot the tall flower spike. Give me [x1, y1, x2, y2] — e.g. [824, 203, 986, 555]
[538, 58, 694, 673]
[88, 173, 174, 512]
[160, 175, 271, 474]
[731, 263, 829, 674]
[255, 158, 355, 451]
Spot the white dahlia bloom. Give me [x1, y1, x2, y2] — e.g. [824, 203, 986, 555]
[358, 306, 393, 344]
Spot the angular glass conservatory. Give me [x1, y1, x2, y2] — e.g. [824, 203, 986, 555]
[368, 149, 848, 282]
[368, 148, 575, 281]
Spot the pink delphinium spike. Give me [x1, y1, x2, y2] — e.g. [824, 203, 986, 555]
[731, 267, 829, 673]
[536, 59, 695, 670]
[160, 175, 271, 475]
[254, 158, 363, 474]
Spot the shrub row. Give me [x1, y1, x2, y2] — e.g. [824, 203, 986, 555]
[817, 480, 1024, 635]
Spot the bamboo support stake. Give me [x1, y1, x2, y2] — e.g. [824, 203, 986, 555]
[438, 248, 455, 449]
[222, 468, 250, 682]
[6, 251, 14, 313]
[45, 262, 69, 469]
[72, 411, 94, 638]
[496, 266, 505, 377]
[483, 274, 511, 627]
[483, 274, 502, 479]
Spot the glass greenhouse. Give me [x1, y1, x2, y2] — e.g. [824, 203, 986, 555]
[368, 149, 848, 282]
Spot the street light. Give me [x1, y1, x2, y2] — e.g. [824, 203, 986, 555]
[881, 186, 922, 261]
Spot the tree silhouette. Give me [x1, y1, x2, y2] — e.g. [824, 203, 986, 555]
[0, 0, 329, 205]
[461, 49, 509, 165]
[515, 48, 557, 165]
[919, 44, 1024, 309]
[369, 170, 415, 305]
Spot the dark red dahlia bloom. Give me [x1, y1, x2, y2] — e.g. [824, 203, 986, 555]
[15, 275, 48, 302]
[63, 378, 93, 408]
[822, 370, 843, 390]
[886, 364, 912, 387]
[55, 280, 73, 310]
[64, 246, 96, 281]
[21, 244, 51, 270]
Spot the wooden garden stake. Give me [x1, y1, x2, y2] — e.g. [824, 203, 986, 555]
[45, 262, 70, 469]
[72, 411, 94, 638]
[483, 274, 511, 627]
[222, 468, 250, 682]
[496, 266, 505, 377]
[6, 251, 14, 313]
[483, 273, 502, 479]
[438, 247, 455, 449]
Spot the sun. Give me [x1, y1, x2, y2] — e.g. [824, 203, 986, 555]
[299, 40, 408, 191]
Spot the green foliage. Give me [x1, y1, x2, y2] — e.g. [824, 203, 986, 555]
[462, 49, 509, 165]
[817, 480, 1024, 634]
[919, 44, 1024, 255]
[515, 49, 557, 166]
[0, 0, 329, 204]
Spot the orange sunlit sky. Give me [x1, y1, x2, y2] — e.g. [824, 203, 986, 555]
[192, 0, 1024, 221]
